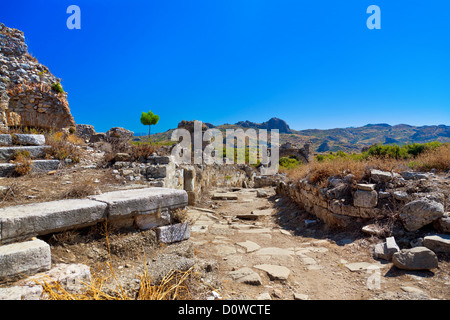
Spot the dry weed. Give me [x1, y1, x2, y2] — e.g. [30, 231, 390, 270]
[63, 176, 99, 199]
[286, 143, 449, 184]
[11, 152, 32, 176]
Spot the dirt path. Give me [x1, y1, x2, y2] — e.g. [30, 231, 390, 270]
[188, 187, 450, 300]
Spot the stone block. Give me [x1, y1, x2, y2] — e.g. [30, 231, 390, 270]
[353, 190, 378, 208]
[0, 239, 51, 279]
[31, 159, 60, 172]
[88, 188, 187, 220]
[0, 163, 15, 177]
[12, 134, 45, 146]
[156, 222, 190, 243]
[0, 145, 50, 160]
[0, 199, 107, 243]
[370, 169, 393, 183]
[146, 165, 167, 179]
[0, 134, 12, 146]
[212, 193, 238, 200]
[357, 183, 376, 191]
[135, 209, 171, 230]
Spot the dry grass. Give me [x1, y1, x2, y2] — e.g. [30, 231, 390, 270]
[11, 152, 32, 176]
[285, 143, 450, 185]
[63, 176, 100, 199]
[130, 143, 160, 162]
[45, 131, 82, 163]
[407, 143, 450, 172]
[37, 221, 199, 300]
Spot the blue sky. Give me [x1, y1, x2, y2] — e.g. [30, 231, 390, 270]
[1, 0, 449, 134]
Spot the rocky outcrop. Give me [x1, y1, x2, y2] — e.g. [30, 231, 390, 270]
[235, 117, 292, 134]
[0, 23, 75, 131]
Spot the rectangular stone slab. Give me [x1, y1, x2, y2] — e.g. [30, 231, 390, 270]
[0, 199, 107, 243]
[0, 239, 51, 279]
[88, 187, 188, 219]
[0, 146, 50, 160]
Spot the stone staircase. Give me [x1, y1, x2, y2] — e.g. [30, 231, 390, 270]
[0, 187, 188, 298]
[0, 133, 60, 177]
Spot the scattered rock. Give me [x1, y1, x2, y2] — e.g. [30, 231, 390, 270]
[392, 247, 438, 270]
[374, 237, 400, 261]
[399, 198, 444, 231]
[236, 240, 261, 253]
[293, 293, 309, 300]
[423, 234, 450, 253]
[357, 184, 376, 191]
[370, 169, 393, 183]
[254, 264, 290, 281]
[228, 267, 262, 286]
[212, 193, 238, 200]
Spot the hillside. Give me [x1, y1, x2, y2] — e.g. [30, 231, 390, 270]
[143, 120, 450, 154]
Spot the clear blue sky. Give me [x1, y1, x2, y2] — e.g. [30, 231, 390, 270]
[1, 0, 449, 134]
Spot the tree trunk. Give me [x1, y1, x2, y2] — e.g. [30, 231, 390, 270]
[148, 125, 151, 144]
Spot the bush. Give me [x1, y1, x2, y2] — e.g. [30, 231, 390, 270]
[130, 143, 160, 162]
[279, 157, 300, 169]
[45, 132, 81, 163]
[51, 82, 64, 94]
[12, 152, 32, 176]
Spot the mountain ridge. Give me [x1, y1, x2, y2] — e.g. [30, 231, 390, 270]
[145, 118, 449, 153]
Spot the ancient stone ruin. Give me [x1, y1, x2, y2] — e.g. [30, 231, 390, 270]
[0, 23, 75, 131]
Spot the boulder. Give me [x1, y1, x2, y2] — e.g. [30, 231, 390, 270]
[400, 171, 429, 180]
[392, 247, 438, 270]
[433, 213, 450, 233]
[423, 234, 450, 253]
[76, 124, 96, 139]
[399, 198, 444, 231]
[370, 169, 393, 183]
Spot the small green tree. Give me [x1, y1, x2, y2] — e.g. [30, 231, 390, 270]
[140, 110, 159, 143]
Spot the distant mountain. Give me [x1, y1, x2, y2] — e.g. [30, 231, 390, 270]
[143, 119, 450, 153]
[234, 117, 292, 134]
[288, 123, 450, 153]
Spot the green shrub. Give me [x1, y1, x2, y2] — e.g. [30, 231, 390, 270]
[51, 82, 64, 94]
[279, 157, 299, 169]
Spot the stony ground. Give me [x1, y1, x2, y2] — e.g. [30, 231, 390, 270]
[187, 187, 450, 300]
[2, 176, 449, 300]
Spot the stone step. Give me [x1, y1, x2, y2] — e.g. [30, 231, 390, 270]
[88, 187, 188, 220]
[0, 145, 50, 160]
[0, 239, 51, 280]
[0, 134, 46, 146]
[0, 188, 188, 244]
[0, 159, 60, 177]
[0, 199, 108, 243]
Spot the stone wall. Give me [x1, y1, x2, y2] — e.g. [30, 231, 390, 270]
[0, 23, 75, 131]
[279, 142, 313, 164]
[111, 154, 254, 205]
[276, 169, 449, 232]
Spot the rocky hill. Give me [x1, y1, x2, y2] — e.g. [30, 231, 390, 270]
[146, 120, 449, 153]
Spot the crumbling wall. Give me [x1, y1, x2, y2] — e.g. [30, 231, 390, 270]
[276, 169, 449, 232]
[0, 23, 75, 131]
